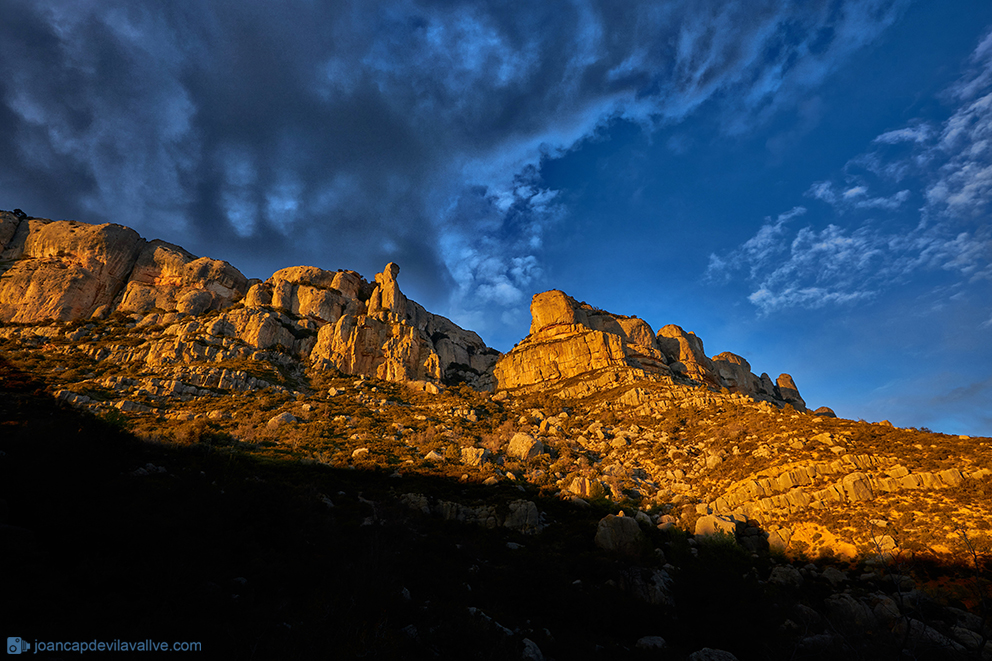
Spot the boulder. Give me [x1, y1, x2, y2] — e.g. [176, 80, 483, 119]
[460, 447, 490, 467]
[503, 500, 542, 534]
[841, 472, 873, 502]
[507, 433, 543, 460]
[266, 412, 298, 428]
[694, 514, 739, 537]
[821, 567, 848, 587]
[768, 565, 804, 589]
[567, 476, 604, 499]
[594, 513, 645, 555]
[688, 649, 740, 661]
[621, 567, 674, 607]
[824, 593, 876, 630]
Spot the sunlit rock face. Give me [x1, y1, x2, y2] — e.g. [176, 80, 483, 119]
[0, 213, 499, 387]
[494, 289, 804, 410]
[493, 290, 670, 391]
[1, 214, 144, 323]
[117, 240, 248, 316]
[310, 262, 498, 386]
[0, 211, 246, 323]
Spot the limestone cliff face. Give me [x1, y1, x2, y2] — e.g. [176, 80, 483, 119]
[0, 212, 499, 388]
[117, 240, 248, 316]
[657, 325, 714, 385]
[245, 266, 370, 324]
[494, 289, 805, 410]
[310, 262, 498, 385]
[494, 290, 670, 391]
[0, 214, 144, 323]
[0, 211, 248, 323]
[0, 211, 804, 403]
[776, 373, 807, 411]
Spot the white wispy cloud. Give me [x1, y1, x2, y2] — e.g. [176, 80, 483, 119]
[872, 124, 934, 144]
[712, 27, 992, 314]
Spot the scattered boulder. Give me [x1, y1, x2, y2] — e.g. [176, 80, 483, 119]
[635, 636, 667, 651]
[266, 412, 298, 428]
[460, 447, 490, 467]
[507, 433, 543, 460]
[566, 476, 603, 499]
[594, 513, 645, 555]
[688, 649, 739, 661]
[768, 565, 804, 589]
[694, 514, 739, 537]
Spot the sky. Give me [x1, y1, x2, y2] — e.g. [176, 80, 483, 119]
[1, 0, 991, 435]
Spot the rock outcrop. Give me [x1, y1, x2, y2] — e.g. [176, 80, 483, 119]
[657, 324, 713, 384]
[117, 240, 248, 316]
[0, 212, 499, 388]
[309, 262, 499, 385]
[494, 289, 804, 410]
[0, 211, 247, 323]
[493, 291, 670, 391]
[0, 214, 144, 323]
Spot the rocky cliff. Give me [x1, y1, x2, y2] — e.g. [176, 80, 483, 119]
[0, 211, 497, 387]
[0, 210, 247, 323]
[493, 289, 806, 411]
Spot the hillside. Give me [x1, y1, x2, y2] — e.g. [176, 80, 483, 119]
[1, 210, 991, 659]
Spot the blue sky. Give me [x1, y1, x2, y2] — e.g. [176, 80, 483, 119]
[2, 0, 990, 435]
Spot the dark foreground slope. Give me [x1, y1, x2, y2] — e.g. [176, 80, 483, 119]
[2, 358, 990, 660]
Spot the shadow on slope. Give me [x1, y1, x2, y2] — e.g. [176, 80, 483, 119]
[0, 357, 986, 660]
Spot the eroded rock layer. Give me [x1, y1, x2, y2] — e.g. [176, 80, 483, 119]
[494, 290, 805, 410]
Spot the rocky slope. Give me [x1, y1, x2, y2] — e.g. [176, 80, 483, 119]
[2, 209, 991, 659]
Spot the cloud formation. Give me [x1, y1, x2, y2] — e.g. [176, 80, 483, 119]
[709, 27, 992, 313]
[1, 0, 911, 340]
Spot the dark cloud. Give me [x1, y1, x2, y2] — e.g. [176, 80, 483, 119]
[0, 0, 910, 336]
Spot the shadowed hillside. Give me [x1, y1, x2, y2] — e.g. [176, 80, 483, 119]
[2, 213, 992, 659]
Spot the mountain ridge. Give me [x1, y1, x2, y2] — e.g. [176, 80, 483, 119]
[0, 210, 807, 411]
[2, 209, 991, 659]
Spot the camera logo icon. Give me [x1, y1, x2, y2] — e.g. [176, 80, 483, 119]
[7, 637, 30, 655]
